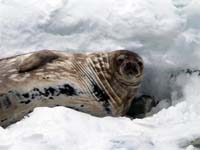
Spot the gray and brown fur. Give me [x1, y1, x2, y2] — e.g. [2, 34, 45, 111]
[0, 50, 144, 127]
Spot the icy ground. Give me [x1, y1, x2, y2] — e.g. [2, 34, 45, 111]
[1, 0, 200, 149]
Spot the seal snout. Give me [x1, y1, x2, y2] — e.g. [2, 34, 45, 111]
[122, 61, 141, 80]
[124, 61, 140, 76]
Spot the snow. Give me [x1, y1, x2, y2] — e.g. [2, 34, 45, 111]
[0, 0, 200, 149]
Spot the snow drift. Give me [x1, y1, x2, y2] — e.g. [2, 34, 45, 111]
[0, 0, 200, 149]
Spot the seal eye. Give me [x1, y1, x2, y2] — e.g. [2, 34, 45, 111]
[117, 55, 127, 64]
[137, 61, 143, 68]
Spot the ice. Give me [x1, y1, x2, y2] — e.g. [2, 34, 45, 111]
[1, 0, 200, 149]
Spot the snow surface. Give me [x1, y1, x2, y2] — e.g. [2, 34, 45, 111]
[1, 0, 200, 149]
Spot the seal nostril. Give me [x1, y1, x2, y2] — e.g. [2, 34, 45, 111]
[133, 67, 139, 75]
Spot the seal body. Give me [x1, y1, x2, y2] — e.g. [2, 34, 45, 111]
[0, 50, 143, 127]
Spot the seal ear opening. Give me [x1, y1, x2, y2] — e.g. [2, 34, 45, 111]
[18, 50, 59, 73]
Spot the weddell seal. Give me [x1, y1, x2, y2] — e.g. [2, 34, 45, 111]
[0, 50, 144, 127]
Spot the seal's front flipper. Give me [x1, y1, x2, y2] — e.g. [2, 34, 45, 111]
[18, 50, 59, 72]
[126, 95, 157, 118]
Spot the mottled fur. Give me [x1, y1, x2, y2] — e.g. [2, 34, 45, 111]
[0, 50, 143, 127]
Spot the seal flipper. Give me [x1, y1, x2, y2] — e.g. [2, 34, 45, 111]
[18, 50, 59, 72]
[126, 95, 157, 118]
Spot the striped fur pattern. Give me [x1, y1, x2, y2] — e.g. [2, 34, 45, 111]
[0, 50, 143, 127]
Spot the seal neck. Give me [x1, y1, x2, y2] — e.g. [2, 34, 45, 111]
[88, 53, 131, 116]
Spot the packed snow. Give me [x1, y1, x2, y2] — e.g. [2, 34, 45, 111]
[0, 0, 200, 149]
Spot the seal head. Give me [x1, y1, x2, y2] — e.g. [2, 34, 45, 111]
[111, 50, 144, 86]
